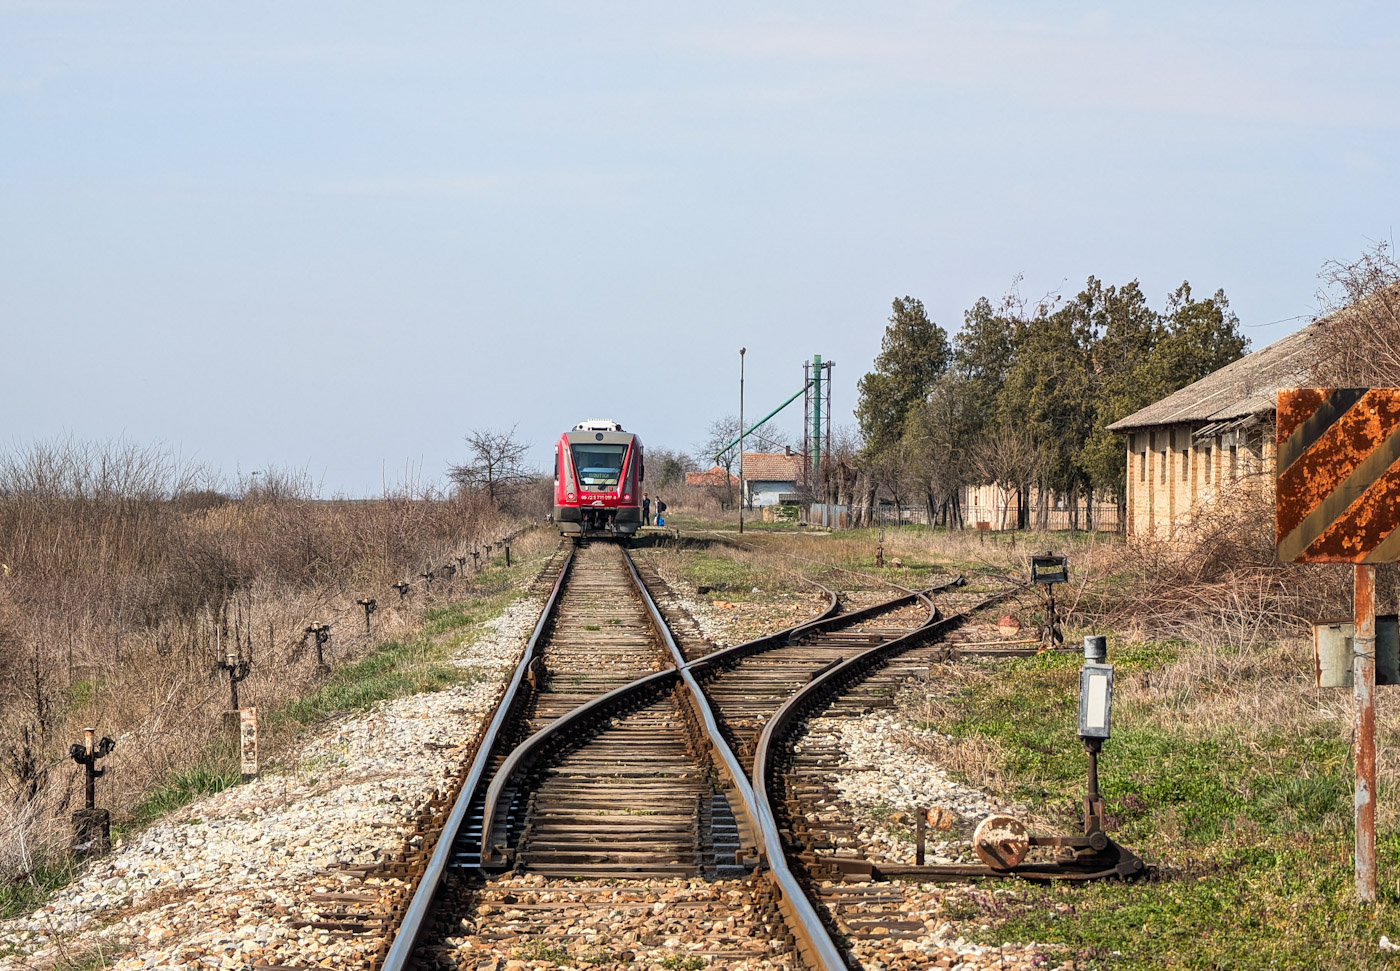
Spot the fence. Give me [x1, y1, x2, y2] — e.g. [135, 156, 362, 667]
[964, 503, 1123, 533]
[800, 502, 1124, 532]
[804, 503, 852, 529]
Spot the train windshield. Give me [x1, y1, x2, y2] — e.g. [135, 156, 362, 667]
[571, 444, 627, 489]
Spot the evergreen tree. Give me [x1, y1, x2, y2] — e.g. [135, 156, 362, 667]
[855, 297, 950, 456]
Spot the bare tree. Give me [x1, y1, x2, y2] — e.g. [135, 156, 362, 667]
[449, 427, 536, 508]
[971, 425, 1044, 530]
[1311, 241, 1400, 386]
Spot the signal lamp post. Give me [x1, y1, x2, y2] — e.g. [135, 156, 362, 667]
[1078, 635, 1113, 839]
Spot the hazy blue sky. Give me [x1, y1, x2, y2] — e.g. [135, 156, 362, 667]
[4, 3, 1398, 494]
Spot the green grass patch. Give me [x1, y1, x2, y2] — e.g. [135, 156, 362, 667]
[673, 548, 773, 599]
[0, 859, 76, 920]
[275, 583, 520, 728]
[126, 757, 243, 829]
[514, 939, 570, 964]
[921, 640, 1400, 969]
[65, 677, 103, 710]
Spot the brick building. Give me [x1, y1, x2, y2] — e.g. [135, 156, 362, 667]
[1107, 322, 1321, 538]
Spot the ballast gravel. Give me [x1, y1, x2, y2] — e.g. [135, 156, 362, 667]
[0, 555, 1075, 971]
[811, 713, 1030, 866]
[0, 591, 548, 971]
[680, 592, 1075, 971]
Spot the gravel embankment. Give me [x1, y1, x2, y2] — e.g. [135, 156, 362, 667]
[0, 592, 547, 971]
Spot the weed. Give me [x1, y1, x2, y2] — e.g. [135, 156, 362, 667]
[127, 760, 242, 828]
[659, 956, 705, 970]
[0, 860, 75, 920]
[514, 938, 570, 964]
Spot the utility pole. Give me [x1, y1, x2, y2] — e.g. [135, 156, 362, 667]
[811, 353, 822, 493]
[739, 347, 746, 534]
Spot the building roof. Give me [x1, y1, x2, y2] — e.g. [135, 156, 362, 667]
[741, 452, 806, 483]
[1106, 322, 1322, 433]
[686, 467, 738, 487]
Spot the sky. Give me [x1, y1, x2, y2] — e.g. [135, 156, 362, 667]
[4, 2, 1399, 495]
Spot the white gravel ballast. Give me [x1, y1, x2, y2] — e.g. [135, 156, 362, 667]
[0, 591, 545, 971]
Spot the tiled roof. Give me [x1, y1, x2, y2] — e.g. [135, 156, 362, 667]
[740, 452, 805, 483]
[686, 467, 738, 486]
[1106, 322, 1321, 432]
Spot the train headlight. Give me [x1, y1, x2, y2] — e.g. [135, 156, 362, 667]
[566, 493, 575, 502]
[623, 494, 631, 501]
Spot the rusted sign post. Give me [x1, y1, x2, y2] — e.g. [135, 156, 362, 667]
[1276, 387, 1400, 903]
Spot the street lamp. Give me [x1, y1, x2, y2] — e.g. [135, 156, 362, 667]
[739, 347, 746, 535]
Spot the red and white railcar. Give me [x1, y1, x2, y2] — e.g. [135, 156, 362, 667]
[553, 419, 644, 538]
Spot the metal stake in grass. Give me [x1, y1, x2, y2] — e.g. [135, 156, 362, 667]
[358, 597, 377, 633]
[69, 728, 116, 856]
[218, 651, 252, 709]
[915, 806, 926, 865]
[393, 580, 410, 604]
[305, 624, 331, 670]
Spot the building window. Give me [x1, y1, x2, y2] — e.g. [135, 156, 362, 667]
[1204, 446, 1211, 480]
[1160, 450, 1167, 483]
[1229, 445, 1238, 481]
[1181, 447, 1189, 480]
[1139, 451, 1146, 482]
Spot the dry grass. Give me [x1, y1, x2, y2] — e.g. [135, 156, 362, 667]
[0, 439, 534, 879]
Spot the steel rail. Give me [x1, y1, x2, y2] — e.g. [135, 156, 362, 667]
[473, 553, 824, 868]
[685, 578, 951, 679]
[474, 552, 852, 969]
[750, 587, 1017, 969]
[476, 666, 679, 866]
[623, 552, 851, 971]
[379, 548, 575, 971]
[382, 548, 857, 971]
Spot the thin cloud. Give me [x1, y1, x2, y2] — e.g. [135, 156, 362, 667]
[674, 10, 1400, 130]
[314, 170, 642, 202]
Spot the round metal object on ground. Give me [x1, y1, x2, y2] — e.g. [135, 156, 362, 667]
[973, 814, 1031, 870]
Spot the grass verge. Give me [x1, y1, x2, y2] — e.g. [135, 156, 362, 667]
[115, 549, 547, 839]
[917, 638, 1400, 970]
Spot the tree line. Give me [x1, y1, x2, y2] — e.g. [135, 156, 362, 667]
[853, 278, 1249, 528]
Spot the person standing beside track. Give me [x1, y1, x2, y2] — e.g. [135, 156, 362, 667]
[642, 492, 651, 526]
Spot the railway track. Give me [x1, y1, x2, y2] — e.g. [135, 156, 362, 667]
[377, 538, 1049, 971]
[690, 582, 949, 776]
[751, 578, 1069, 969]
[382, 541, 864, 970]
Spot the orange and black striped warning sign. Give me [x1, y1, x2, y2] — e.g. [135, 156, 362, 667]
[1276, 388, 1400, 563]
